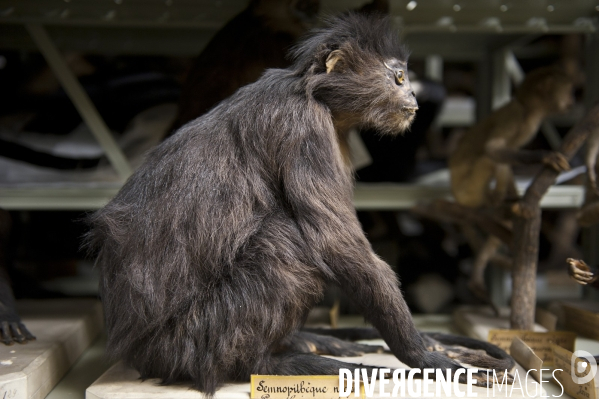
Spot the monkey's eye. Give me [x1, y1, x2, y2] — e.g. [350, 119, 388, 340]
[395, 70, 404, 85]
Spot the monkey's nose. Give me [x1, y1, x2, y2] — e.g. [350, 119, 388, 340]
[403, 106, 418, 114]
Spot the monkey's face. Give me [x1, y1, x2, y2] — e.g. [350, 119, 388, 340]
[379, 58, 418, 133]
[517, 67, 574, 114]
[316, 50, 418, 135]
[350, 58, 418, 135]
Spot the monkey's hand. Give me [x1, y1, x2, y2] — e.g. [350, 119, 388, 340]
[421, 333, 515, 387]
[567, 258, 599, 285]
[0, 294, 35, 345]
[421, 351, 514, 387]
[542, 152, 570, 172]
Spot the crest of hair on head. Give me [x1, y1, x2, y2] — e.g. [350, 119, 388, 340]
[289, 13, 409, 76]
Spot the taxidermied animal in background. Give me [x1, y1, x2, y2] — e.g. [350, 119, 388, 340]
[567, 258, 599, 289]
[169, 0, 320, 133]
[448, 66, 574, 303]
[449, 66, 573, 208]
[169, 0, 390, 134]
[0, 210, 35, 345]
[88, 15, 514, 394]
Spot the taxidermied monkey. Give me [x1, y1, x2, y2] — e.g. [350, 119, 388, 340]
[448, 66, 574, 300]
[88, 15, 513, 394]
[449, 66, 573, 208]
[567, 258, 599, 288]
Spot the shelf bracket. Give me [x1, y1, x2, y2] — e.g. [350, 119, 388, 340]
[25, 23, 132, 180]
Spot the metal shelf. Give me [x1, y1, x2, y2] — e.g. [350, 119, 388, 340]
[0, 183, 585, 211]
[0, 0, 595, 30]
[0, 0, 596, 57]
[0, 0, 595, 211]
[0, 185, 121, 210]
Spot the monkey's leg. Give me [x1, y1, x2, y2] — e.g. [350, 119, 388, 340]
[468, 236, 502, 312]
[302, 327, 381, 341]
[284, 142, 502, 386]
[326, 257, 502, 386]
[257, 352, 381, 376]
[485, 144, 570, 172]
[490, 164, 514, 206]
[277, 331, 384, 356]
[303, 327, 515, 376]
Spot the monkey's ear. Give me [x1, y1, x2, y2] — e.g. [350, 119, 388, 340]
[325, 50, 343, 74]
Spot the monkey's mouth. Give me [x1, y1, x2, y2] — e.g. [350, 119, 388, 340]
[402, 106, 418, 115]
[402, 108, 417, 123]
[388, 111, 416, 134]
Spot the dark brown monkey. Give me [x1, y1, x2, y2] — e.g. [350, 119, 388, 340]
[448, 66, 574, 300]
[87, 15, 513, 395]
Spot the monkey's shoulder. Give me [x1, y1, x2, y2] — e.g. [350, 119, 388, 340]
[214, 69, 332, 134]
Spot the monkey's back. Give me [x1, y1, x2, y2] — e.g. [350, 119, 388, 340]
[448, 102, 525, 207]
[86, 69, 331, 393]
[448, 118, 496, 207]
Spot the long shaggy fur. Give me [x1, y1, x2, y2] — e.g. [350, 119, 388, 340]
[87, 13, 512, 395]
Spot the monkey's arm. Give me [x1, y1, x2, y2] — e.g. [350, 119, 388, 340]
[492, 163, 519, 205]
[0, 211, 35, 345]
[485, 138, 570, 171]
[0, 270, 36, 345]
[280, 124, 445, 367]
[567, 258, 599, 288]
[280, 122, 509, 379]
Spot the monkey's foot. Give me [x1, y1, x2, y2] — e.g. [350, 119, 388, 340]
[313, 337, 384, 357]
[280, 331, 384, 357]
[542, 152, 570, 172]
[0, 321, 36, 345]
[567, 258, 598, 285]
[302, 327, 381, 341]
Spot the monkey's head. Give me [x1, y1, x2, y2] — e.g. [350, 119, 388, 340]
[515, 66, 574, 114]
[292, 13, 418, 135]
